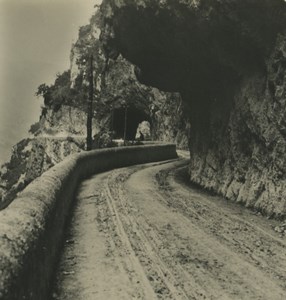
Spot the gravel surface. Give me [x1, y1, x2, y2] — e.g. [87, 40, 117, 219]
[51, 154, 286, 300]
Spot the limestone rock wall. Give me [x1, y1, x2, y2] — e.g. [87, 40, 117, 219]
[67, 10, 189, 145]
[0, 137, 84, 208]
[189, 35, 286, 217]
[100, 0, 286, 217]
[0, 7, 188, 208]
[152, 93, 190, 149]
[36, 105, 99, 137]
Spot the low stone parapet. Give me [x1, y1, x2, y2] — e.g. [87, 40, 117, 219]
[0, 144, 177, 300]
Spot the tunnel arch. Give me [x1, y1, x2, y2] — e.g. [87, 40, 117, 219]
[111, 105, 152, 140]
[100, 0, 286, 217]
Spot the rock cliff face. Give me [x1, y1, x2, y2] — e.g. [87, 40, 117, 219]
[35, 105, 99, 137]
[67, 15, 189, 145]
[100, 0, 286, 217]
[188, 42, 286, 217]
[0, 137, 84, 208]
[0, 8, 188, 207]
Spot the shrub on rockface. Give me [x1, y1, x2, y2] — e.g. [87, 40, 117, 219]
[36, 20, 104, 116]
[29, 122, 41, 135]
[92, 130, 117, 148]
[36, 70, 80, 112]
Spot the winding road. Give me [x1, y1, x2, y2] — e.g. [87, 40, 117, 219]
[51, 152, 286, 300]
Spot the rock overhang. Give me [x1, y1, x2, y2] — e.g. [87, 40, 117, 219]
[99, 1, 286, 217]
[100, 0, 286, 98]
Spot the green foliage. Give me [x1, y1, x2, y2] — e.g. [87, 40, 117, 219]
[35, 12, 105, 113]
[36, 83, 52, 106]
[79, 24, 92, 38]
[36, 70, 76, 111]
[93, 131, 117, 149]
[29, 122, 41, 135]
[54, 70, 70, 87]
[36, 83, 50, 96]
[52, 71, 72, 109]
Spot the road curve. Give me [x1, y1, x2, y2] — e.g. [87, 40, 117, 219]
[51, 156, 286, 300]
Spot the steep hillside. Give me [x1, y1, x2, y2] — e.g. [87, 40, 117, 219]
[100, 0, 286, 217]
[32, 12, 189, 146]
[0, 9, 188, 207]
[0, 137, 85, 208]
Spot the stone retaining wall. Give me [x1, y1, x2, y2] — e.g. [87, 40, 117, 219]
[0, 144, 177, 300]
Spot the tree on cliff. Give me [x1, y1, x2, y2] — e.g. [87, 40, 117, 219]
[35, 70, 81, 111]
[35, 83, 51, 106]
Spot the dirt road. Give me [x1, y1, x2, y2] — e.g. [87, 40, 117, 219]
[52, 154, 286, 300]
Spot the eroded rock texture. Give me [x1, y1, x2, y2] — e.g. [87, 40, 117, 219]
[68, 17, 188, 145]
[0, 9, 188, 207]
[100, 0, 286, 217]
[0, 137, 84, 208]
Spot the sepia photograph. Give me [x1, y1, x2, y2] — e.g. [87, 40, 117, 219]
[0, 0, 286, 299]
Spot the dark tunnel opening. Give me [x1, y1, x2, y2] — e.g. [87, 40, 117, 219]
[99, 0, 286, 218]
[112, 106, 151, 140]
[101, 0, 286, 159]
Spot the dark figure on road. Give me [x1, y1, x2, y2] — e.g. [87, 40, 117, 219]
[139, 131, 144, 141]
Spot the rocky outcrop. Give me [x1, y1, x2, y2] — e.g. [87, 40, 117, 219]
[0, 103, 91, 208]
[36, 105, 99, 137]
[0, 144, 177, 300]
[68, 16, 189, 145]
[0, 137, 84, 208]
[0, 7, 188, 208]
[152, 93, 190, 148]
[100, 0, 286, 217]
[187, 43, 286, 216]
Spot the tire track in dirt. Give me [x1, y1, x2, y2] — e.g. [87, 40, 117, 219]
[52, 157, 286, 299]
[118, 162, 285, 299]
[157, 166, 286, 287]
